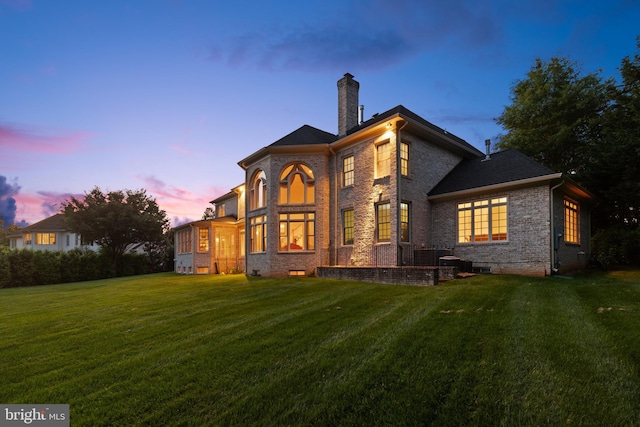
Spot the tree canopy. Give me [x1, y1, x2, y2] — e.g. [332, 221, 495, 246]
[62, 187, 170, 273]
[495, 40, 640, 231]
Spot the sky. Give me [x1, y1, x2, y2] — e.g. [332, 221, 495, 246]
[1, 0, 638, 227]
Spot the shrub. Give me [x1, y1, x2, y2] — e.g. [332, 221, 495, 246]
[591, 226, 640, 269]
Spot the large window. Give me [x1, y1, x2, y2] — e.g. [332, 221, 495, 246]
[376, 142, 391, 177]
[279, 163, 314, 204]
[250, 170, 267, 210]
[36, 233, 56, 245]
[400, 202, 410, 242]
[198, 228, 209, 252]
[279, 213, 314, 251]
[24, 233, 32, 245]
[458, 197, 508, 243]
[343, 156, 354, 187]
[250, 215, 267, 252]
[564, 199, 580, 244]
[377, 203, 391, 242]
[400, 142, 409, 177]
[343, 209, 354, 245]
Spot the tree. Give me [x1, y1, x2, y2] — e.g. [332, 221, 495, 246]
[202, 206, 216, 220]
[586, 40, 640, 228]
[62, 187, 170, 275]
[0, 217, 22, 247]
[495, 57, 610, 177]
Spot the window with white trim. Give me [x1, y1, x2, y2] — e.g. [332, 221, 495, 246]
[376, 142, 391, 177]
[250, 215, 267, 252]
[279, 163, 314, 204]
[343, 156, 354, 187]
[377, 202, 391, 242]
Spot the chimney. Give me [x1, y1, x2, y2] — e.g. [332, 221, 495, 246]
[359, 105, 364, 125]
[337, 73, 359, 136]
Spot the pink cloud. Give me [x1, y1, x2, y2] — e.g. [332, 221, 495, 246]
[0, 123, 92, 155]
[137, 175, 230, 226]
[12, 190, 83, 225]
[169, 144, 191, 154]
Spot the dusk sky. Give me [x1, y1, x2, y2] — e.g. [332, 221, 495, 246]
[1, 0, 638, 227]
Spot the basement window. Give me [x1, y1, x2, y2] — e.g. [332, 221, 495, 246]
[289, 270, 306, 276]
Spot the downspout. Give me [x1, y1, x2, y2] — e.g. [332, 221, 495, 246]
[329, 145, 338, 266]
[549, 180, 564, 274]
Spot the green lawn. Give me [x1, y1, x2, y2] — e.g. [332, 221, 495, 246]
[1, 271, 640, 426]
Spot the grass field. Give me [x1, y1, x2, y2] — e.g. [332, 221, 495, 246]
[1, 271, 640, 426]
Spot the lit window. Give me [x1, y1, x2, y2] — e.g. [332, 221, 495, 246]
[36, 233, 56, 245]
[198, 228, 209, 252]
[343, 156, 354, 187]
[400, 202, 410, 242]
[250, 215, 267, 252]
[279, 213, 314, 251]
[250, 170, 267, 210]
[400, 142, 409, 176]
[279, 163, 314, 205]
[564, 199, 580, 244]
[458, 197, 508, 243]
[24, 233, 32, 245]
[376, 142, 391, 177]
[239, 230, 246, 257]
[217, 204, 226, 218]
[343, 209, 354, 245]
[377, 203, 391, 242]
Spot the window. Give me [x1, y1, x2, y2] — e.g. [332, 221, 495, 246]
[250, 170, 267, 210]
[343, 209, 354, 245]
[279, 163, 314, 204]
[24, 233, 32, 245]
[279, 213, 314, 251]
[376, 142, 391, 177]
[343, 156, 354, 187]
[458, 197, 508, 243]
[36, 233, 56, 245]
[217, 204, 226, 218]
[198, 228, 209, 252]
[239, 229, 246, 257]
[564, 199, 580, 244]
[400, 142, 409, 176]
[250, 215, 267, 252]
[400, 202, 410, 242]
[377, 203, 391, 242]
[177, 229, 192, 254]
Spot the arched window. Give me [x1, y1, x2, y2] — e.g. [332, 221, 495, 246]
[279, 163, 314, 204]
[250, 170, 267, 210]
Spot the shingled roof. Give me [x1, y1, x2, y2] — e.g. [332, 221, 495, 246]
[269, 125, 337, 147]
[21, 213, 67, 231]
[429, 150, 559, 196]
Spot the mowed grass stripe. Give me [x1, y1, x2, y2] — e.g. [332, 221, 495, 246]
[2, 272, 640, 425]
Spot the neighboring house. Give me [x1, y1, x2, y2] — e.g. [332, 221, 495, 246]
[176, 73, 593, 277]
[174, 185, 245, 274]
[8, 213, 98, 252]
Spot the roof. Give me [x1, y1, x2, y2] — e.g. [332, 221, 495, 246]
[348, 105, 480, 154]
[269, 124, 337, 147]
[429, 150, 559, 196]
[21, 213, 67, 231]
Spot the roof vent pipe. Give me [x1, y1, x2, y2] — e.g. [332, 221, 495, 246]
[484, 139, 491, 160]
[359, 105, 364, 125]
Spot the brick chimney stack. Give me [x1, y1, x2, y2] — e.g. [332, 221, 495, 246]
[337, 73, 359, 137]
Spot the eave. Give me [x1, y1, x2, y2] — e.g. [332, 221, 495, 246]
[428, 173, 564, 202]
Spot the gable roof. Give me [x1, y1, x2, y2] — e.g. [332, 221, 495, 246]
[429, 150, 561, 197]
[269, 124, 337, 147]
[339, 105, 483, 159]
[22, 213, 67, 231]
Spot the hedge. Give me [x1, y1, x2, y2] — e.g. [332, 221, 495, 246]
[0, 248, 153, 288]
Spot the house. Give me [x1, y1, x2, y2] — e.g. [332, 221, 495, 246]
[176, 73, 593, 278]
[8, 213, 98, 252]
[174, 185, 245, 274]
